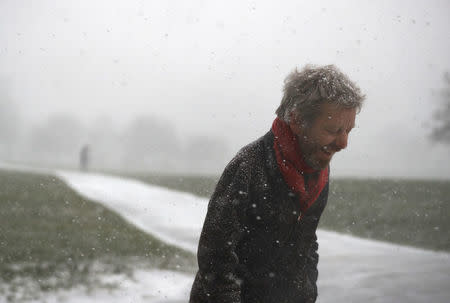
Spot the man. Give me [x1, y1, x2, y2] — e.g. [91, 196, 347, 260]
[190, 65, 364, 303]
[79, 144, 90, 171]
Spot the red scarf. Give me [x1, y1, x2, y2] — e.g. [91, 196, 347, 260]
[272, 118, 329, 220]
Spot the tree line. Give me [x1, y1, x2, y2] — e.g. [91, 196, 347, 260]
[0, 84, 230, 174]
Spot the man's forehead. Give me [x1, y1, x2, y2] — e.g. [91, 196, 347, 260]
[318, 103, 356, 116]
[317, 103, 356, 125]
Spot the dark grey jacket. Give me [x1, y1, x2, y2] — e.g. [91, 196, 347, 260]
[190, 130, 329, 303]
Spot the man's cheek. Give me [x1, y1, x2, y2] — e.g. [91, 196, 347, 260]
[319, 135, 336, 147]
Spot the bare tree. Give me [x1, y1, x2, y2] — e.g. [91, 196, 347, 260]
[430, 72, 450, 144]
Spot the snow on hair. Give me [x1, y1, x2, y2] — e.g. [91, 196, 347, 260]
[276, 64, 365, 123]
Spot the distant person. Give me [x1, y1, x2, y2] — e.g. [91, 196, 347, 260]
[79, 144, 89, 171]
[190, 65, 365, 302]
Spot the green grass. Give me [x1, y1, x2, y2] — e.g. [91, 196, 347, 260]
[1, 168, 448, 301]
[130, 173, 450, 252]
[322, 178, 450, 252]
[0, 169, 195, 299]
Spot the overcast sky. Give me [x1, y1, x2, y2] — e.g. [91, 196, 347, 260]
[1, 0, 449, 179]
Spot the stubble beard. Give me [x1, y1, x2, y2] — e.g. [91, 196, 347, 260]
[299, 140, 332, 171]
[304, 152, 330, 170]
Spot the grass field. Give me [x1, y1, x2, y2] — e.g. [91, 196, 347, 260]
[322, 178, 449, 251]
[130, 173, 450, 252]
[0, 169, 195, 301]
[1, 168, 448, 301]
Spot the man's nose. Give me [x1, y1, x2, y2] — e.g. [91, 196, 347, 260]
[335, 132, 348, 150]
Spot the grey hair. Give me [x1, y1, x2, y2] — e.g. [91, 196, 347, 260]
[276, 64, 365, 124]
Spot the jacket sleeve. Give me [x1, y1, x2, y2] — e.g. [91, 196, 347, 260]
[305, 181, 329, 300]
[194, 162, 250, 303]
[307, 176, 329, 286]
[306, 232, 319, 284]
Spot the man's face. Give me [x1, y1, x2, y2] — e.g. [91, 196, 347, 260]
[289, 103, 357, 170]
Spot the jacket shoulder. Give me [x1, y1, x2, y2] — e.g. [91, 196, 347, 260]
[212, 132, 271, 198]
[225, 133, 269, 176]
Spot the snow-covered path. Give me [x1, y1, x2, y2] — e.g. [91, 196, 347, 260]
[57, 170, 206, 253]
[55, 170, 450, 303]
[1, 164, 449, 302]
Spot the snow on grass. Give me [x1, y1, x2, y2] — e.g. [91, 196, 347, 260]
[55, 169, 450, 303]
[1, 269, 192, 303]
[1, 163, 449, 302]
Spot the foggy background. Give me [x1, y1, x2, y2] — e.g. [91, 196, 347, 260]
[1, 0, 449, 178]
